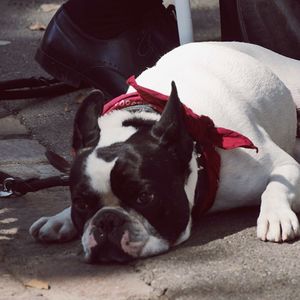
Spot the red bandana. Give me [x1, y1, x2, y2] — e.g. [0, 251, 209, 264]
[103, 76, 258, 215]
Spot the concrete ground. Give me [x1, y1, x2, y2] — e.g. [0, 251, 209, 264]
[1, 1, 300, 299]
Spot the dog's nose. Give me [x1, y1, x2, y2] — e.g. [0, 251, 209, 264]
[84, 209, 132, 264]
[94, 210, 125, 233]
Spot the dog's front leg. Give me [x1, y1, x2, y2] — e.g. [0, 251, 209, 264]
[30, 207, 78, 242]
[257, 163, 300, 242]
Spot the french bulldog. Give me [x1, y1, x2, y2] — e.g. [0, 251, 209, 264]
[30, 42, 300, 263]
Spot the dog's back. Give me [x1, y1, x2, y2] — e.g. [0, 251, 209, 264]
[223, 42, 300, 108]
[133, 42, 297, 152]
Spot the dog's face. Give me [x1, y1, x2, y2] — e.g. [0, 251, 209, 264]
[69, 84, 194, 263]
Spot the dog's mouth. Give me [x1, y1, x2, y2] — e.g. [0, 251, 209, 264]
[81, 207, 169, 263]
[82, 228, 146, 263]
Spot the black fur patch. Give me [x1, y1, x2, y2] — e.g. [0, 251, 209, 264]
[96, 143, 123, 162]
[109, 129, 192, 243]
[122, 118, 156, 129]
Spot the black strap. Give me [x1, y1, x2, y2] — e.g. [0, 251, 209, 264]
[0, 170, 69, 197]
[0, 77, 82, 100]
[45, 150, 71, 174]
[0, 170, 12, 183]
[0, 149, 71, 197]
[11, 175, 69, 195]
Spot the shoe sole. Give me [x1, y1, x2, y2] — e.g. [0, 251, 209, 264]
[35, 48, 113, 99]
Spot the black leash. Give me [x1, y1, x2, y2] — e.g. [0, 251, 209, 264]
[0, 76, 81, 100]
[0, 150, 71, 198]
[0, 171, 69, 198]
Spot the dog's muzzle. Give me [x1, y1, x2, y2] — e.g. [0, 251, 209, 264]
[81, 208, 149, 263]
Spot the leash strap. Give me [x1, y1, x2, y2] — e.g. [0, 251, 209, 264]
[0, 170, 69, 198]
[0, 77, 80, 100]
[0, 150, 71, 198]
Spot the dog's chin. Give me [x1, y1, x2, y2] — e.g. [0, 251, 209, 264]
[82, 230, 143, 264]
[81, 211, 170, 263]
[83, 242, 133, 264]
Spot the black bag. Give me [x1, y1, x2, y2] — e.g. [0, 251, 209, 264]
[220, 0, 300, 59]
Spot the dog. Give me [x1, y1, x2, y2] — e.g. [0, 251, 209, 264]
[30, 42, 300, 263]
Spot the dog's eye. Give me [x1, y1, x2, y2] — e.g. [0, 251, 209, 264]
[136, 192, 154, 205]
[74, 199, 90, 212]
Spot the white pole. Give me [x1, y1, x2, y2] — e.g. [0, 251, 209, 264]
[174, 0, 194, 45]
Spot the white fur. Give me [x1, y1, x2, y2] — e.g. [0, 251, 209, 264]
[184, 150, 199, 210]
[174, 217, 192, 246]
[224, 42, 300, 107]
[29, 207, 76, 242]
[86, 154, 116, 195]
[176, 154, 199, 245]
[97, 110, 159, 147]
[139, 235, 169, 257]
[97, 110, 137, 147]
[81, 220, 95, 261]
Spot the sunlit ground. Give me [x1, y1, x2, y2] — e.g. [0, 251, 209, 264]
[0, 208, 18, 240]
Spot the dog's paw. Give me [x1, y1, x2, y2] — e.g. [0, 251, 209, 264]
[29, 208, 77, 242]
[257, 208, 300, 242]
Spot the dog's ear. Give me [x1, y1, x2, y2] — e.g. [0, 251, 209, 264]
[151, 82, 193, 163]
[72, 90, 104, 153]
[152, 81, 187, 145]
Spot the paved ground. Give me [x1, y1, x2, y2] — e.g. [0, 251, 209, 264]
[1, 1, 300, 300]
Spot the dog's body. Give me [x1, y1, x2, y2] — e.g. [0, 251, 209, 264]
[30, 42, 300, 262]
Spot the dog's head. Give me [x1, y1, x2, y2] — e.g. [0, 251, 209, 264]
[69, 83, 195, 263]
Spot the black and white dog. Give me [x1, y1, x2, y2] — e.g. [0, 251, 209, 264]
[30, 42, 300, 263]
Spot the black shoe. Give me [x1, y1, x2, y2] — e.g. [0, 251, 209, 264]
[35, 5, 179, 98]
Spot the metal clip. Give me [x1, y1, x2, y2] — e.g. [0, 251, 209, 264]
[0, 178, 15, 198]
